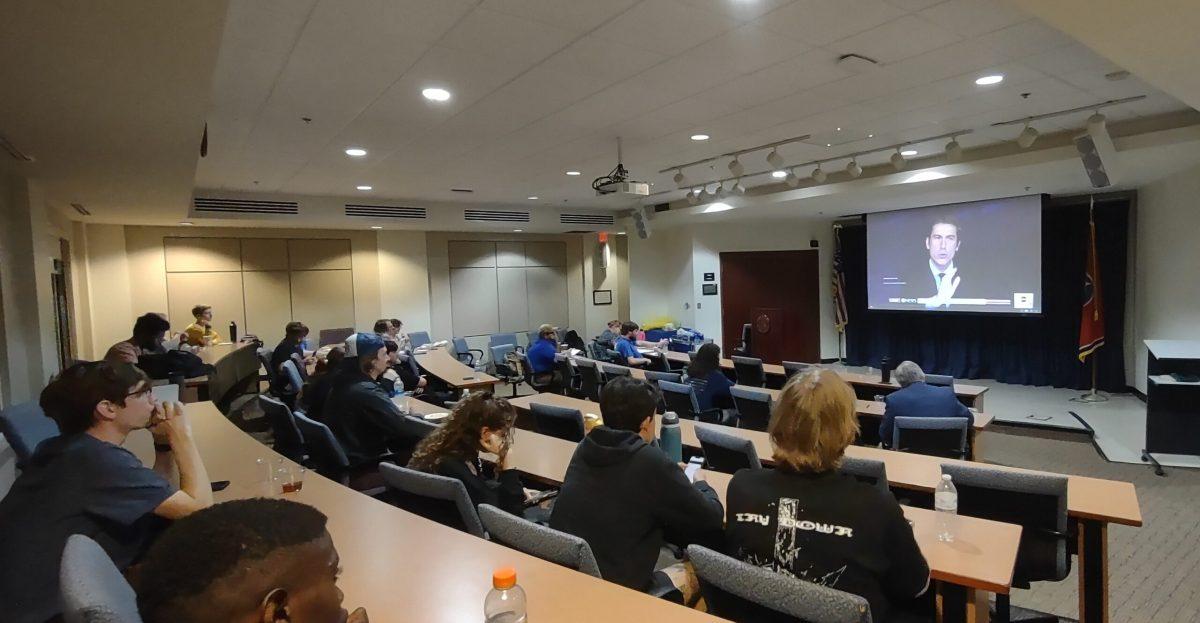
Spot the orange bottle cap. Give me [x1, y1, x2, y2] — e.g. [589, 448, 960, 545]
[493, 567, 517, 589]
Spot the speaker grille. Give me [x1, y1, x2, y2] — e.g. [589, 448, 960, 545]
[464, 209, 530, 223]
[345, 204, 427, 219]
[193, 197, 299, 215]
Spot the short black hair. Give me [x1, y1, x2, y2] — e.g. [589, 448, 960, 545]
[136, 499, 328, 623]
[284, 321, 309, 340]
[373, 319, 391, 334]
[40, 361, 149, 435]
[599, 376, 658, 432]
[389, 318, 402, 329]
[384, 338, 399, 354]
[619, 321, 639, 336]
[929, 217, 961, 237]
[190, 304, 211, 319]
[132, 313, 171, 341]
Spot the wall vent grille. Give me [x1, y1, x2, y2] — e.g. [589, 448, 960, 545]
[464, 209, 530, 223]
[345, 204, 427, 219]
[560, 213, 614, 225]
[193, 197, 299, 215]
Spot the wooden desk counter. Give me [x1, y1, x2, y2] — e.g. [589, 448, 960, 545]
[149, 402, 723, 623]
[415, 347, 500, 390]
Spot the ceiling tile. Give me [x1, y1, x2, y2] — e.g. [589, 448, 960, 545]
[679, 23, 811, 76]
[885, 0, 944, 10]
[675, 0, 795, 23]
[306, 0, 477, 46]
[1019, 43, 1120, 79]
[437, 8, 579, 66]
[973, 19, 1076, 61]
[917, 0, 1028, 37]
[479, 0, 640, 33]
[829, 15, 962, 64]
[694, 48, 852, 110]
[591, 0, 741, 56]
[755, 0, 907, 46]
[536, 34, 669, 85]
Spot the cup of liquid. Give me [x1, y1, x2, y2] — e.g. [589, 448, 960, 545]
[282, 466, 306, 494]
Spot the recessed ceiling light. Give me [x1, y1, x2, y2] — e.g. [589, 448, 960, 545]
[179, 221, 194, 226]
[422, 87, 451, 101]
[900, 149, 918, 156]
[975, 74, 1004, 86]
[703, 202, 734, 213]
[771, 170, 787, 179]
[690, 133, 710, 141]
[345, 147, 367, 157]
[836, 127, 842, 131]
[527, 196, 538, 200]
[513, 229, 523, 232]
[826, 143, 832, 147]
[868, 133, 875, 138]
[370, 226, 383, 230]
[566, 171, 581, 176]
[356, 185, 373, 191]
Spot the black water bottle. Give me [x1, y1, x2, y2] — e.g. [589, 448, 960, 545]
[229, 321, 238, 344]
[880, 356, 891, 384]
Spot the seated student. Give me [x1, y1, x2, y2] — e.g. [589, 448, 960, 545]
[389, 318, 411, 351]
[302, 346, 345, 422]
[683, 342, 734, 411]
[407, 392, 527, 517]
[0, 361, 213, 623]
[597, 319, 621, 348]
[615, 321, 651, 368]
[325, 333, 425, 465]
[373, 318, 392, 337]
[525, 324, 559, 386]
[878, 361, 973, 448]
[550, 376, 724, 599]
[135, 498, 368, 623]
[724, 369, 929, 623]
[105, 312, 172, 364]
[182, 304, 223, 346]
[271, 321, 310, 396]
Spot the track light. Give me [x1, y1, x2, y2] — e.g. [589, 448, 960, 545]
[1087, 112, 1107, 135]
[811, 164, 827, 184]
[1016, 123, 1039, 149]
[731, 179, 746, 196]
[728, 158, 745, 177]
[785, 169, 801, 188]
[766, 149, 784, 169]
[687, 189, 700, 205]
[673, 169, 687, 188]
[890, 149, 907, 171]
[945, 137, 963, 162]
[712, 182, 726, 200]
[846, 159, 862, 178]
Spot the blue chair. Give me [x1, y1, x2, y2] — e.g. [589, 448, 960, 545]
[452, 337, 483, 367]
[292, 411, 348, 480]
[408, 331, 432, 349]
[0, 402, 59, 468]
[489, 332, 520, 353]
[490, 344, 524, 397]
[60, 534, 143, 623]
[258, 395, 305, 463]
[926, 374, 954, 388]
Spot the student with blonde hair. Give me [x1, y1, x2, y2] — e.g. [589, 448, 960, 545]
[182, 304, 222, 346]
[722, 369, 929, 623]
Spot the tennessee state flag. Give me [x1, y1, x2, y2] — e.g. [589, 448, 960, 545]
[1078, 203, 1105, 362]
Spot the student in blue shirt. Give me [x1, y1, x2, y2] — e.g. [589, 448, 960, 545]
[526, 324, 559, 376]
[683, 342, 735, 411]
[615, 321, 651, 368]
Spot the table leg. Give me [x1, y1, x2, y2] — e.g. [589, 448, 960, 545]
[938, 582, 984, 623]
[1077, 519, 1109, 623]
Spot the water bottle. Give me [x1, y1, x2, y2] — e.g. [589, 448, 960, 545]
[300, 337, 309, 352]
[229, 321, 238, 344]
[934, 474, 957, 542]
[880, 356, 892, 384]
[484, 567, 526, 623]
[659, 412, 682, 463]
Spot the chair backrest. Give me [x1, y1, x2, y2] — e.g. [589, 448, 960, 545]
[740, 323, 751, 346]
[730, 386, 773, 432]
[60, 534, 143, 623]
[893, 416, 969, 459]
[489, 333, 518, 351]
[281, 359, 304, 394]
[258, 395, 305, 463]
[642, 370, 682, 387]
[477, 504, 602, 577]
[292, 411, 349, 476]
[838, 456, 890, 494]
[378, 463, 486, 538]
[575, 358, 602, 401]
[404, 415, 440, 439]
[408, 331, 432, 349]
[0, 402, 59, 467]
[530, 402, 585, 442]
[781, 361, 812, 380]
[659, 380, 702, 419]
[257, 347, 276, 384]
[318, 327, 354, 347]
[694, 423, 761, 473]
[600, 362, 631, 383]
[490, 344, 518, 376]
[687, 544, 872, 623]
[925, 374, 954, 388]
[605, 348, 623, 364]
[731, 356, 766, 388]
[941, 463, 1070, 584]
[452, 337, 476, 365]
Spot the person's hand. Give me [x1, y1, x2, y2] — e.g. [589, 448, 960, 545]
[417, 376, 427, 388]
[150, 401, 192, 444]
[347, 607, 369, 623]
[105, 342, 140, 364]
[692, 468, 706, 483]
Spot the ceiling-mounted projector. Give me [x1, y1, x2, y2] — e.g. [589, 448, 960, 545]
[593, 137, 649, 197]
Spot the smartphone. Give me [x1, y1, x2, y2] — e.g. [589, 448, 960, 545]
[684, 456, 705, 483]
[211, 480, 231, 492]
[524, 489, 560, 507]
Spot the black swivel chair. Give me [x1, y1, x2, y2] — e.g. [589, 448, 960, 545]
[530, 403, 586, 443]
[490, 344, 525, 398]
[600, 363, 632, 384]
[522, 353, 555, 394]
[926, 374, 954, 388]
[554, 354, 581, 397]
[258, 395, 305, 463]
[731, 356, 766, 388]
[378, 463, 486, 538]
[942, 463, 1071, 623]
[838, 456, 890, 495]
[574, 358, 603, 402]
[729, 386, 773, 432]
[694, 423, 762, 473]
[731, 323, 752, 357]
[659, 380, 733, 425]
[781, 360, 812, 381]
[893, 416, 970, 460]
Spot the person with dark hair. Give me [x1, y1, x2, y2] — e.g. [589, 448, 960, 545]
[373, 318, 391, 335]
[683, 342, 734, 411]
[615, 321, 650, 368]
[271, 321, 311, 396]
[105, 312, 172, 364]
[550, 376, 723, 600]
[301, 346, 345, 422]
[388, 319, 411, 351]
[134, 498, 368, 623]
[325, 333, 425, 464]
[183, 304, 223, 346]
[409, 392, 528, 517]
[0, 361, 213, 623]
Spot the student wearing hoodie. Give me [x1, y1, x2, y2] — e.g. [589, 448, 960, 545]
[550, 376, 724, 601]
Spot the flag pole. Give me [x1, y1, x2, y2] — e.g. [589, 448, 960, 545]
[1074, 354, 1108, 402]
[1073, 196, 1108, 403]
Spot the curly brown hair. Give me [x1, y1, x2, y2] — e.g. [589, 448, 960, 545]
[407, 392, 517, 471]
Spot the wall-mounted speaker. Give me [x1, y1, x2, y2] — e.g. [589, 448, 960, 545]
[632, 205, 653, 239]
[1074, 119, 1119, 188]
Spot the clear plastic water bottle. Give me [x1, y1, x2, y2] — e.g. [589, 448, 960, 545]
[934, 474, 958, 542]
[484, 567, 526, 623]
[659, 412, 682, 464]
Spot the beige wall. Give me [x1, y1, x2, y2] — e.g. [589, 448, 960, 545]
[581, 234, 629, 339]
[377, 230, 432, 336]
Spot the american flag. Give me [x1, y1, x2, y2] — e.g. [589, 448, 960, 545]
[833, 225, 849, 332]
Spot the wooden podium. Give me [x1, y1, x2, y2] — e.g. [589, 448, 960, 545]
[1143, 340, 1200, 475]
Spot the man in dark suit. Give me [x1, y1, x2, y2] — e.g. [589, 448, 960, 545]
[879, 361, 973, 447]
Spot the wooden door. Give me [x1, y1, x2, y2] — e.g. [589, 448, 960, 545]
[719, 250, 820, 364]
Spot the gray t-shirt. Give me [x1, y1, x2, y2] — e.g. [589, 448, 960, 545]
[0, 433, 174, 623]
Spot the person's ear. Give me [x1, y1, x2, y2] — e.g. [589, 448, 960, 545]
[260, 588, 291, 622]
[94, 400, 119, 424]
[925, 237, 931, 250]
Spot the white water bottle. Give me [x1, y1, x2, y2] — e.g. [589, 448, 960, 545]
[934, 474, 957, 542]
[484, 567, 527, 623]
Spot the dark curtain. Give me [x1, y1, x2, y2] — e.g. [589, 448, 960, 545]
[844, 195, 1130, 391]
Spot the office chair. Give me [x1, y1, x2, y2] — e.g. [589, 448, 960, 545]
[574, 358, 603, 402]
[643, 370, 682, 387]
[694, 423, 762, 473]
[942, 463, 1071, 623]
[521, 352, 556, 393]
[926, 374, 954, 388]
[489, 332, 521, 354]
[838, 456, 890, 495]
[688, 544, 872, 623]
[275, 359, 305, 410]
[530, 403, 586, 442]
[318, 327, 354, 347]
[892, 416, 970, 460]
[452, 337, 484, 366]
[408, 331, 432, 349]
[257, 347, 276, 386]
[659, 380, 734, 425]
[782, 361, 813, 381]
[257, 395, 305, 464]
[490, 344, 524, 398]
[553, 354, 581, 397]
[732, 323, 752, 357]
[378, 463, 486, 538]
[0, 402, 59, 468]
[479, 504, 600, 576]
[730, 386, 773, 432]
[731, 356, 766, 388]
[60, 534, 143, 623]
[291, 411, 349, 480]
[605, 348, 625, 365]
[600, 362, 632, 384]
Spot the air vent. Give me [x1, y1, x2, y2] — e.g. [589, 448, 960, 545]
[193, 197, 299, 215]
[0, 133, 34, 162]
[560, 213, 615, 226]
[345, 203, 427, 220]
[450, 188, 474, 193]
[464, 209, 530, 223]
[71, 203, 91, 216]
